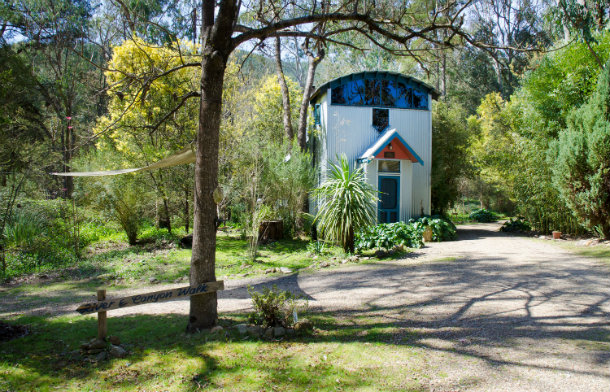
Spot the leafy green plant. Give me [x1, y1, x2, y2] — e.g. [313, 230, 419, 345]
[356, 222, 424, 251]
[313, 154, 378, 253]
[469, 209, 497, 223]
[414, 216, 457, 241]
[306, 240, 326, 255]
[247, 285, 307, 328]
[500, 218, 531, 233]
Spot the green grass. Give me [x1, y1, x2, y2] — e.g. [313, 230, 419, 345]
[0, 313, 429, 391]
[560, 242, 610, 265]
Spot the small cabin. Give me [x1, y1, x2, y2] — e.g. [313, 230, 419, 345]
[309, 71, 438, 223]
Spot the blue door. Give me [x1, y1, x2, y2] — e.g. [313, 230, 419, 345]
[378, 176, 400, 223]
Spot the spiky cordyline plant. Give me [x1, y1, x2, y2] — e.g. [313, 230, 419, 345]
[313, 154, 378, 253]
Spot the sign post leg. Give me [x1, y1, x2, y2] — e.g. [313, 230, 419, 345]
[97, 289, 107, 340]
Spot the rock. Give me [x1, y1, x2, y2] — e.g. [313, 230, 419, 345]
[235, 324, 248, 335]
[247, 325, 263, 337]
[109, 344, 128, 359]
[174, 277, 184, 283]
[294, 319, 313, 332]
[108, 335, 121, 345]
[286, 328, 295, 336]
[273, 327, 286, 337]
[88, 338, 107, 350]
[348, 255, 359, 262]
[279, 267, 293, 274]
[340, 259, 348, 264]
[180, 234, 193, 248]
[210, 326, 224, 334]
[264, 328, 274, 339]
[265, 268, 273, 274]
[86, 348, 105, 355]
[148, 277, 158, 284]
[320, 262, 330, 268]
[94, 351, 108, 362]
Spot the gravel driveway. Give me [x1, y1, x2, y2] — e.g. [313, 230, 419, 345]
[4, 222, 610, 391]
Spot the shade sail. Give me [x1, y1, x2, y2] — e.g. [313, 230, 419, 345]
[51, 144, 196, 177]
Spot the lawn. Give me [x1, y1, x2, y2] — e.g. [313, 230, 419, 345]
[1, 312, 429, 391]
[0, 228, 426, 391]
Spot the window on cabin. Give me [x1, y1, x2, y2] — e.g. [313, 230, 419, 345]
[314, 104, 321, 125]
[373, 108, 389, 132]
[378, 160, 400, 173]
[330, 79, 428, 109]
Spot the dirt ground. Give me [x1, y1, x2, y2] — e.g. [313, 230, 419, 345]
[3, 222, 610, 391]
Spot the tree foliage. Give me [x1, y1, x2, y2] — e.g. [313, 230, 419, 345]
[552, 60, 610, 238]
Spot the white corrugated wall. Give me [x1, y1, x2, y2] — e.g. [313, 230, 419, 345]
[312, 89, 431, 220]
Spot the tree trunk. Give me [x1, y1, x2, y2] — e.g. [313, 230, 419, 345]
[187, 0, 237, 332]
[184, 188, 190, 233]
[274, 37, 294, 142]
[296, 48, 324, 151]
[159, 197, 171, 232]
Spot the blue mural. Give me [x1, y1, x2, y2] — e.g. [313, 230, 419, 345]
[330, 79, 429, 110]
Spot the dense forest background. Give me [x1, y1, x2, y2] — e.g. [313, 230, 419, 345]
[1, 0, 610, 279]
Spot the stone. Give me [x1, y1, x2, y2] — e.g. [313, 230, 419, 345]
[273, 327, 286, 337]
[235, 324, 248, 335]
[348, 256, 359, 262]
[294, 319, 313, 332]
[265, 268, 273, 274]
[94, 351, 108, 362]
[86, 348, 105, 355]
[247, 325, 263, 337]
[210, 326, 224, 334]
[264, 328, 274, 339]
[88, 338, 107, 350]
[279, 267, 293, 274]
[341, 259, 348, 264]
[174, 277, 184, 283]
[109, 345, 128, 359]
[320, 262, 330, 268]
[149, 277, 158, 284]
[286, 328, 295, 336]
[108, 335, 121, 345]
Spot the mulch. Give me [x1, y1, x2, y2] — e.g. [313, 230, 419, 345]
[0, 321, 29, 342]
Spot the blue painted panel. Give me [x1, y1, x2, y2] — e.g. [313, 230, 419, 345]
[331, 79, 428, 110]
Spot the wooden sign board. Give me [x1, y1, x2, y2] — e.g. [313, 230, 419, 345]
[76, 281, 224, 315]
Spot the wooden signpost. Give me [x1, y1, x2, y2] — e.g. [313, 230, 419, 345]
[76, 281, 224, 339]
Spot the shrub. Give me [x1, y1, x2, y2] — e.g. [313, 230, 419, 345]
[306, 240, 326, 255]
[313, 154, 378, 253]
[500, 218, 531, 233]
[414, 216, 457, 241]
[356, 221, 424, 251]
[248, 285, 307, 328]
[469, 208, 497, 222]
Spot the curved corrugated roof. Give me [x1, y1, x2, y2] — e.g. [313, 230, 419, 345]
[309, 71, 440, 103]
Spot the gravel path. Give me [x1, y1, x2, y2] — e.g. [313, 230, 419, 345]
[3, 222, 610, 391]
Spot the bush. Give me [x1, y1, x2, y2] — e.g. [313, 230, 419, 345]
[500, 218, 531, 233]
[247, 285, 307, 328]
[414, 216, 457, 241]
[356, 221, 425, 251]
[469, 209, 497, 222]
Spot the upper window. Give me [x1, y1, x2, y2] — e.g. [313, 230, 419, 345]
[373, 108, 389, 132]
[313, 104, 321, 125]
[330, 79, 428, 110]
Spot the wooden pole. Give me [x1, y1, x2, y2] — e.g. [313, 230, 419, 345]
[97, 289, 107, 340]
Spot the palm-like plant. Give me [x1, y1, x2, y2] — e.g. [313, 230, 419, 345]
[313, 154, 378, 253]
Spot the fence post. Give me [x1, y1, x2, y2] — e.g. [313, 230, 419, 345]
[97, 289, 107, 340]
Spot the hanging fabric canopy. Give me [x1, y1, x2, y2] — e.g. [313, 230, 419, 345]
[51, 144, 196, 177]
